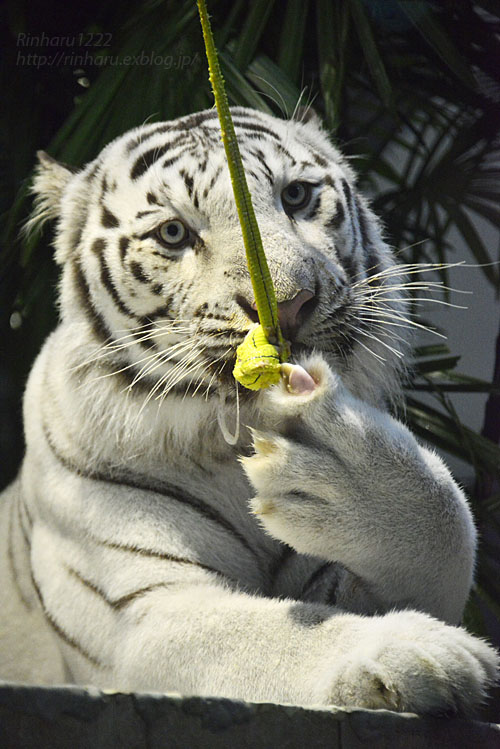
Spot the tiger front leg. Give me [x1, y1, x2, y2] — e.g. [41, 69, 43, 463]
[242, 355, 476, 625]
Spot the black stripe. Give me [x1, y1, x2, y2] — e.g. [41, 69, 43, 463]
[341, 179, 362, 251]
[324, 574, 338, 606]
[112, 583, 172, 609]
[136, 209, 158, 219]
[252, 151, 274, 186]
[193, 236, 208, 256]
[92, 239, 136, 318]
[7, 496, 31, 609]
[132, 326, 158, 351]
[340, 253, 358, 283]
[16, 496, 31, 552]
[72, 259, 113, 344]
[173, 110, 218, 131]
[119, 236, 130, 262]
[67, 566, 223, 611]
[276, 143, 297, 165]
[233, 120, 281, 142]
[77, 352, 219, 400]
[268, 545, 295, 586]
[299, 562, 333, 600]
[366, 251, 382, 281]
[181, 169, 194, 198]
[79, 539, 232, 585]
[43, 422, 258, 568]
[197, 157, 208, 174]
[203, 165, 223, 199]
[101, 205, 120, 229]
[131, 145, 170, 180]
[85, 160, 101, 183]
[147, 191, 159, 205]
[31, 572, 104, 667]
[355, 197, 371, 248]
[313, 152, 328, 168]
[130, 261, 149, 284]
[326, 200, 345, 231]
[304, 195, 321, 221]
[131, 134, 187, 180]
[341, 178, 353, 205]
[126, 124, 173, 152]
[91, 237, 107, 256]
[162, 152, 184, 170]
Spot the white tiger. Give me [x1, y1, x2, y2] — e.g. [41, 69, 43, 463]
[0, 107, 498, 715]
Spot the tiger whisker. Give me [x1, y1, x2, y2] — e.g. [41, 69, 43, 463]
[156, 357, 207, 403]
[345, 329, 387, 362]
[351, 261, 468, 289]
[352, 305, 447, 339]
[72, 328, 192, 372]
[346, 322, 404, 359]
[127, 342, 198, 391]
[357, 282, 470, 298]
[129, 338, 200, 387]
[190, 348, 232, 399]
[354, 318, 410, 346]
[136, 350, 202, 416]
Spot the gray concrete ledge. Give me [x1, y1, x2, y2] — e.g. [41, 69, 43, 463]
[0, 682, 499, 748]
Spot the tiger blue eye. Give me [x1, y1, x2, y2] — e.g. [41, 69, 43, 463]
[157, 220, 189, 249]
[281, 182, 312, 212]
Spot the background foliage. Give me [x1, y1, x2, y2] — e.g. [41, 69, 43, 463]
[2, 0, 500, 711]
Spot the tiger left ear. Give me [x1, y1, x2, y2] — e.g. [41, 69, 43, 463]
[24, 151, 78, 236]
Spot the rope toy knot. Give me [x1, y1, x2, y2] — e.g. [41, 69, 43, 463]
[233, 325, 282, 390]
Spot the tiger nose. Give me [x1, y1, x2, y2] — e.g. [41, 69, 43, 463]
[245, 289, 316, 340]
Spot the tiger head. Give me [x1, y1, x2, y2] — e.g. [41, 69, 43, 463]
[29, 108, 408, 423]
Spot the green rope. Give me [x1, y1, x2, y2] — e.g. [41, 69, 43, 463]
[197, 0, 289, 390]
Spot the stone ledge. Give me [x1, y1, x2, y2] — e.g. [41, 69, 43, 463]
[1, 683, 499, 748]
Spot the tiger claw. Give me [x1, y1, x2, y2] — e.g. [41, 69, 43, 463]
[280, 363, 316, 395]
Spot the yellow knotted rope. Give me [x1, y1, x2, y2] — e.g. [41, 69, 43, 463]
[197, 0, 290, 390]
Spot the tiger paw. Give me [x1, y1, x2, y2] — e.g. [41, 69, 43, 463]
[314, 611, 500, 716]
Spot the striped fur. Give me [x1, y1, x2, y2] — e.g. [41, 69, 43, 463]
[0, 108, 497, 711]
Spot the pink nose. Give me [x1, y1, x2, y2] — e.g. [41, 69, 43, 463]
[252, 289, 315, 340]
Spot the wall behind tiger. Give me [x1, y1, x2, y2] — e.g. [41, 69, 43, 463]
[416, 222, 499, 484]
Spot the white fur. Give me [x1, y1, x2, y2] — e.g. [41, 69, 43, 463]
[1, 108, 497, 714]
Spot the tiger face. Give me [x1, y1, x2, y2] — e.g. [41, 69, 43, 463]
[31, 107, 407, 410]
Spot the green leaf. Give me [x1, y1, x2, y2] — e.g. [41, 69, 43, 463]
[215, 0, 245, 49]
[413, 344, 451, 358]
[220, 51, 273, 113]
[349, 0, 393, 108]
[246, 54, 302, 117]
[475, 582, 500, 626]
[406, 397, 500, 474]
[316, 0, 349, 131]
[233, 0, 276, 71]
[462, 591, 488, 638]
[410, 382, 500, 394]
[397, 1, 477, 90]
[440, 203, 499, 286]
[464, 198, 500, 228]
[413, 356, 461, 375]
[277, 0, 310, 83]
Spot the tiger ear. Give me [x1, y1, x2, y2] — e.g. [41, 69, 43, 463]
[292, 105, 322, 127]
[24, 151, 78, 237]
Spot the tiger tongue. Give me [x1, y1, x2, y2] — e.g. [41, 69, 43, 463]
[280, 363, 316, 395]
